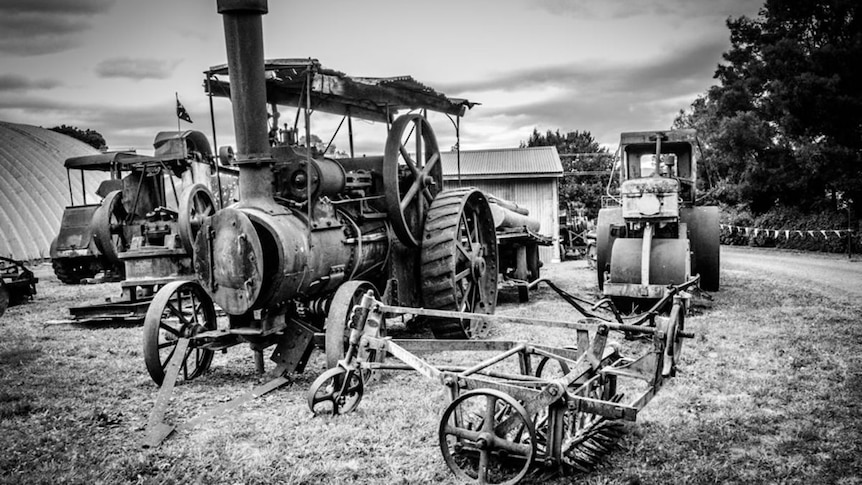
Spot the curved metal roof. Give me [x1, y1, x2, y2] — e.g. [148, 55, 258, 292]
[0, 121, 104, 260]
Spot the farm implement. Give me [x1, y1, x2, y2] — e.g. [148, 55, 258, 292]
[307, 276, 698, 484]
[0, 256, 38, 317]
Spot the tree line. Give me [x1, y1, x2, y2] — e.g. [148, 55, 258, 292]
[526, 0, 860, 231]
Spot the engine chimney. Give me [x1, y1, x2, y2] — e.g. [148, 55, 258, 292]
[217, 0, 272, 203]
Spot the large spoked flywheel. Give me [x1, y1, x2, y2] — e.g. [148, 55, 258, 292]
[420, 188, 498, 339]
[178, 183, 216, 254]
[92, 190, 128, 265]
[383, 113, 443, 247]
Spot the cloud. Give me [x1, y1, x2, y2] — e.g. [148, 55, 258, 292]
[0, 74, 60, 92]
[95, 58, 181, 80]
[0, 0, 116, 56]
[0, 94, 207, 150]
[431, 38, 729, 147]
[533, 0, 760, 20]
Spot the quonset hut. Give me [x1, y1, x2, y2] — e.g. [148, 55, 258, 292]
[0, 121, 103, 260]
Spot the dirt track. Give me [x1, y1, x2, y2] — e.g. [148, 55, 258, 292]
[721, 245, 862, 298]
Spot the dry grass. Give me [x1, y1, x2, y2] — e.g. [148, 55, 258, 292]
[1, 256, 860, 484]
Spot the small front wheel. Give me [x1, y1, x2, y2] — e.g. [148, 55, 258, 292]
[143, 281, 216, 385]
[307, 367, 364, 416]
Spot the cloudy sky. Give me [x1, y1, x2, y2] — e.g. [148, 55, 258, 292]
[0, 0, 762, 155]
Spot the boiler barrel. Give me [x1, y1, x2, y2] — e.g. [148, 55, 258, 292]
[193, 207, 389, 315]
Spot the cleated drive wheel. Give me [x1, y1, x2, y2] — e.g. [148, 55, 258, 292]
[420, 188, 498, 339]
[178, 183, 217, 254]
[307, 366, 364, 416]
[143, 280, 216, 386]
[383, 114, 443, 247]
[439, 389, 536, 485]
[91, 190, 128, 265]
[324, 280, 386, 381]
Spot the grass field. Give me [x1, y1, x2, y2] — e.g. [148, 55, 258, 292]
[1, 256, 860, 484]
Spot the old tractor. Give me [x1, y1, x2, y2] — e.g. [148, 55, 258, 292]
[596, 130, 719, 308]
[52, 130, 235, 324]
[50, 152, 125, 284]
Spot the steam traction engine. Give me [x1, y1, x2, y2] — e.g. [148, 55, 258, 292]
[142, 0, 500, 388]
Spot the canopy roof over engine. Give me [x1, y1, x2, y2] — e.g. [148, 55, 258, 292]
[204, 58, 477, 123]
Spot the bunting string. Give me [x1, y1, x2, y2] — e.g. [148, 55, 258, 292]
[720, 224, 853, 240]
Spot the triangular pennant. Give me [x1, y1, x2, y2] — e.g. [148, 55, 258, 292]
[821, 230, 828, 239]
[784, 230, 790, 239]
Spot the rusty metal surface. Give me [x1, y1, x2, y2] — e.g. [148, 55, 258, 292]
[195, 208, 263, 315]
[205, 59, 475, 123]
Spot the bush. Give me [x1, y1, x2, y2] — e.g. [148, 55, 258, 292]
[720, 205, 859, 253]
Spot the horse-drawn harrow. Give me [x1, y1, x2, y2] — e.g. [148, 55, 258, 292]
[308, 277, 698, 484]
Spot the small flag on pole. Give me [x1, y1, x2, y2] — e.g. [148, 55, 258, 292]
[176, 95, 193, 123]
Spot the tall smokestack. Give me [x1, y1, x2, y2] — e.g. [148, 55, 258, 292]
[217, 0, 272, 202]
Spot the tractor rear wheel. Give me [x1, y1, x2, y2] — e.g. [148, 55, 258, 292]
[52, 258, 97, 284]
[420, 188, 498, 339]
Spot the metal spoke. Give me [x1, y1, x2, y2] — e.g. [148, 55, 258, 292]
[456, 242, 471, 262]
[478, 449, 489, 485]
[399, 145, 420, 178]
[161, 346, 176, 371]
[400, 177, 423, 212]
[159, 321, 181, 336]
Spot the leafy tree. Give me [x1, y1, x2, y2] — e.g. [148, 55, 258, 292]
[675, 0, 862, 215]
[522, 128, 612, 219]
[49, 125, 107, 150]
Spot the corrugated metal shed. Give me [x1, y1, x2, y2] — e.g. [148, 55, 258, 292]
[0, 121, 103, 260]
[442, 147, 563, 264]
[441, 146, 563, 179]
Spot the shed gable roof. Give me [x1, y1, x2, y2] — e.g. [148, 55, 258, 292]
[441, 146, 563, 179]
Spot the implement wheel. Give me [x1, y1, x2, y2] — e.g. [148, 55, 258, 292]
[307, 367, 364, 416]
[439, 389, 536, 485]
[420, 188, 498, 339]
[324, 280, 385, 383]
[143, 281, 216, 385]
[661, 300, 685, 377]
[383, 114, 443, 247]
